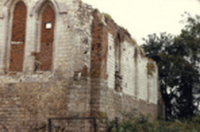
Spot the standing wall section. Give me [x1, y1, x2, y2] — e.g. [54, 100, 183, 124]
[90, 11, 159, 120]
[137, 56, 148, 101]
[107, 33, 115, 89]
[0, 0, 94, 131]
[0, 0, 92, 76]
[120, 41, 136, 96]
[90, 10, 106, 118]
[0, 0, 161, 131]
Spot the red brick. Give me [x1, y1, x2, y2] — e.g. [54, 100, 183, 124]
[38, 5, 55, 71]
[9, 1, 27, 72]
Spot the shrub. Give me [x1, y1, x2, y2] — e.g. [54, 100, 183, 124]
[107, 110, 200, 132]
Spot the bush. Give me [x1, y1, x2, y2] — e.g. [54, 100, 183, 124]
[107, 110, 200, 132]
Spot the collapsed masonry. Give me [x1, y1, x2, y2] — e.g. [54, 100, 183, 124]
[0, 0, 163, 131]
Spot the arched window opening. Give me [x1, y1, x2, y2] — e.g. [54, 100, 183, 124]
[36, 5, 55, 71]
[9, 1, 27, 72]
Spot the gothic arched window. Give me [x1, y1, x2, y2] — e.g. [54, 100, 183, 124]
[36, 5, 55, 71]
[9, 1, 27, 71]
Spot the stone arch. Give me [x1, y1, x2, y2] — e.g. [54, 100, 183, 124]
[4, 0, 29, 13]
[33, 2, 56, 72]
[9, 1, 27, 72]
[0, 7, 7, 19]
[4, 0, 28, 5]
[0, 0, 28, 19]
[0, 0, 30, 20]
[30, 0, 59, 17]
[2, 0, 29, 73]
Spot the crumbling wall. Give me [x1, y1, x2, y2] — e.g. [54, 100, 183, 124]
[0, 0, 161, 131]
[0, 0, 94, 131]
[52, 1, 93, 77]
[90, 10, 159, 121]
[0, 0, 92, 77]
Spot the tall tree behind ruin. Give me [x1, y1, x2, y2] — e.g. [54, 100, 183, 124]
[142, 13, 200, 119]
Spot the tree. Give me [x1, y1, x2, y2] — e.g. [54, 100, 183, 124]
[142, 14, 200, 119]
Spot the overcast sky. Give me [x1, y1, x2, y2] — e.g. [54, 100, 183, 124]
[82, 0, 200, 45]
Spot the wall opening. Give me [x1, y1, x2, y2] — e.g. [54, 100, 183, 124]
[9, 1, 27, 72]
[115, 33, 122, 92]
[36, 5, 55, 71]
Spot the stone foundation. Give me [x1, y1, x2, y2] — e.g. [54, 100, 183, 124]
[0, 77, 91, 131]
[0, 76, 158, 131]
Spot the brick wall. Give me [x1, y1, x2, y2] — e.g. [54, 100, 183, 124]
[107, 33, 115, 89]
[99, 84, 158, 120]
[90, 10, 105, 78]
[0, 82, 67, 131]
[37, 5, 55, 71]
[120, 41, 136, 96]
[91, 10, 159, 121]
[0, 77, 91, 131]
[9, 1, 27, 72]
[0, 0, 92, 75]
[0, 0, 162, 131]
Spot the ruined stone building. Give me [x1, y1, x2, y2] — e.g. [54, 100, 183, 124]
[0, 0, 159, 131]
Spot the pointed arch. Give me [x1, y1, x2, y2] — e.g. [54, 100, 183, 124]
[1, 0, 29, 19]
[30, 0, 59, 17]
[9, 1, 27, 71]
[4, 0, 28, 12]
[34, 4, 55, 71]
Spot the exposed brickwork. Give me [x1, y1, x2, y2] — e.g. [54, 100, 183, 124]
[91, 79, 157, 121]
[0, 1, 162, 131]
[37, 5, 55, 71]
[90, 10, 137, 80]
[9, 1, 27, 72]
[0, 82, 66, 131]
[90, 11, 159, 123]
[90, 10, 105, 78]
[0, 78, 91, 131]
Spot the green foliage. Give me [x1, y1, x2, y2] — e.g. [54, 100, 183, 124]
[107, 110, 200, 132]
[107, 109, 152, 132]
[103, 13, 112, 20]
[147, 61, 155, 76]
[141, 13, 200, 119]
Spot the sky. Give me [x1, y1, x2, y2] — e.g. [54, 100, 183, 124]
[82, 0, 200, 45]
